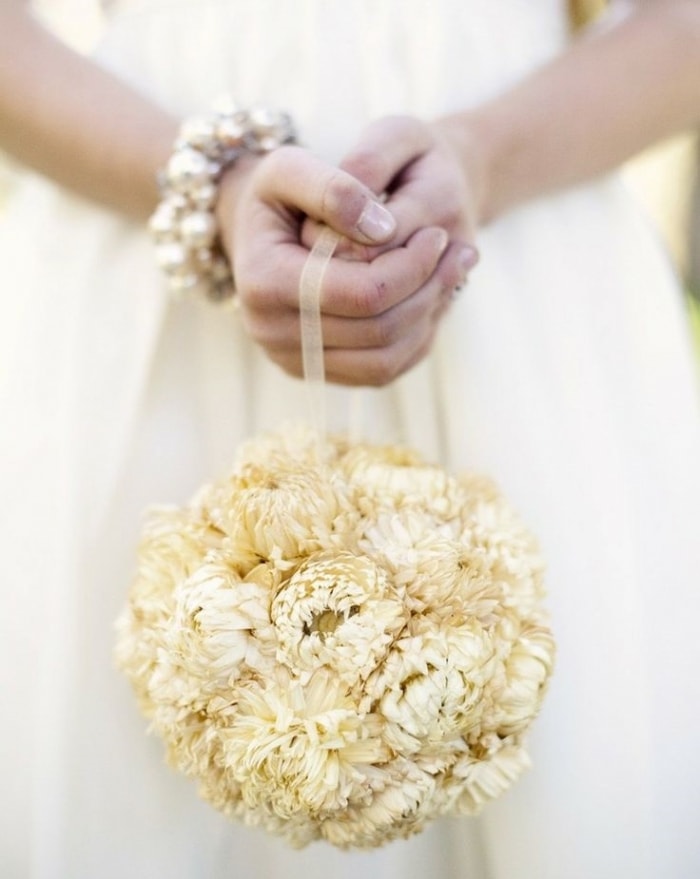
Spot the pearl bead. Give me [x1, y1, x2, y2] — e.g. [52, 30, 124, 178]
[248, 108, 294, 152]
[169, 273, 202, 294]
[192, 183, 218, 210]
[148, 204, 177, 238]
[180, 211, 217, 248]
[166, 193, 189, 212]
[194, 247, 214, 267]
[155, 242, 190, 273]
[216, 117, 247, 149]
[178, 116, 217, 150]
[166, 148, 211, 191]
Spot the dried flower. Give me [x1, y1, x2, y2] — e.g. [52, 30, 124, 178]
[115, 428, 554, 849]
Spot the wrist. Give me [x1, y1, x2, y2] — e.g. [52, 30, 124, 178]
[433, 111, 496, 228]
[215, 151, 263, 263]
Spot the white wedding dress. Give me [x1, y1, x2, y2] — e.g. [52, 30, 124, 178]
[2, 1, 700, 877]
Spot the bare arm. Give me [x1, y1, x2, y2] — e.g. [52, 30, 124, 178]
[0, 0, 178, 219]
[438, 0, 700, 223]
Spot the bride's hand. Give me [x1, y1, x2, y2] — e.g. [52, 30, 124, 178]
[304, 115, 480, 274]
[217, 145, 458, 386]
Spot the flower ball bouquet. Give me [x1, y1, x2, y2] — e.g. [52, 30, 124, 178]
[115, 231, 554, 849]
[115, 427, 554, 848]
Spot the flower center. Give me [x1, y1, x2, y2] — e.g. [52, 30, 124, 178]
[303, 604, 360, 638]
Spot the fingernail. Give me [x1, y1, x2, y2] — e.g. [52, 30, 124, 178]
[459, 245, 479, 272]
[357, 200, 396, 241]
[436, 229, 450, 255]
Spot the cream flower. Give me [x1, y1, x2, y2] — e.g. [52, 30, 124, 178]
[320, 757, 438, 849]
[116, 427, 555, 850]
[369, 618, 497, 750]
[360, 508, 459, 579]
[486, 619, 556, 736]
[204, 460, 346, 565]
[222, 671, 389, 823]
[114, 507, 223, 715]
[272, 551, 406, 686]
[168, 556, 278, 686]
[341, 443, 467, 520]
[457, 473, 546, 615]
[449, 738, 532, 814]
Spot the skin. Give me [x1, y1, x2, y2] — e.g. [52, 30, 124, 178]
[1, 0, 699, 385]
[218, 144, 475, 385]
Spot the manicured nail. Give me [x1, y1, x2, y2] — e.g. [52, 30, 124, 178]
[357, 200, 397, 241]
[435, 229, 450, 255]
[459, 245, 479, 271]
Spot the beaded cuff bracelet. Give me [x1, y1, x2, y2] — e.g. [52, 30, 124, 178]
[149, 100, 297, 303]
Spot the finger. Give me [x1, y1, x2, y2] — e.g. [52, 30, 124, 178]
[300, 216, 376, 263]
[246, 241, 477, 386]
[328, 244, 476, 386]
[267, 312, 437, 388]
[240, 225, 450, 317]
[312, 225, 451, 317]
[323, 126, 473, 260]
[245, 257, 447, 351]
[301, 195, 432, 262]
[326, 323, 436, 386]
[383, 162, 472, 246]
[433, 282, 466, 325]
[430, 239, 480, 297]
[305, 116, 437, 261]
[320, 225, 450, 317]
[338, 115, 433, 194]
[255, 145, 397, 245]
[322, 239, 477, 345]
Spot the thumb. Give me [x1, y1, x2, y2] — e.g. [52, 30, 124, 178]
[256, 145, 397, 245]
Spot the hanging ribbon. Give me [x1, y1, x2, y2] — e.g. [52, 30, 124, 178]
[298, 225, 341, 439]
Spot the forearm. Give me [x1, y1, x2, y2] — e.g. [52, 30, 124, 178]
[439, 0, 700, 224]
[0, 2, 177, 219]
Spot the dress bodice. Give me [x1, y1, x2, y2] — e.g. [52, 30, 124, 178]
[91, 0, 570, 161]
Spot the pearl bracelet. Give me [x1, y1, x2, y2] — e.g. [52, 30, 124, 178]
[149, 100, 298, 303]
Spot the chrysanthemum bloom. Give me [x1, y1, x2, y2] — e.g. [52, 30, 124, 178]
[115, 428, 555, 849]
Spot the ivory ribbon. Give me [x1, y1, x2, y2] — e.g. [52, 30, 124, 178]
[298, 226, 341, 438]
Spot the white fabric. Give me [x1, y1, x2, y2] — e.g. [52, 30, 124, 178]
[2, 1, 700, 877]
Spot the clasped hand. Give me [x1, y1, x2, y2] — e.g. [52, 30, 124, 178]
[216, 115, 478, 387]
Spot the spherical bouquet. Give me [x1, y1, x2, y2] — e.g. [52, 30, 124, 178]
[115, 427, 555, 849]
